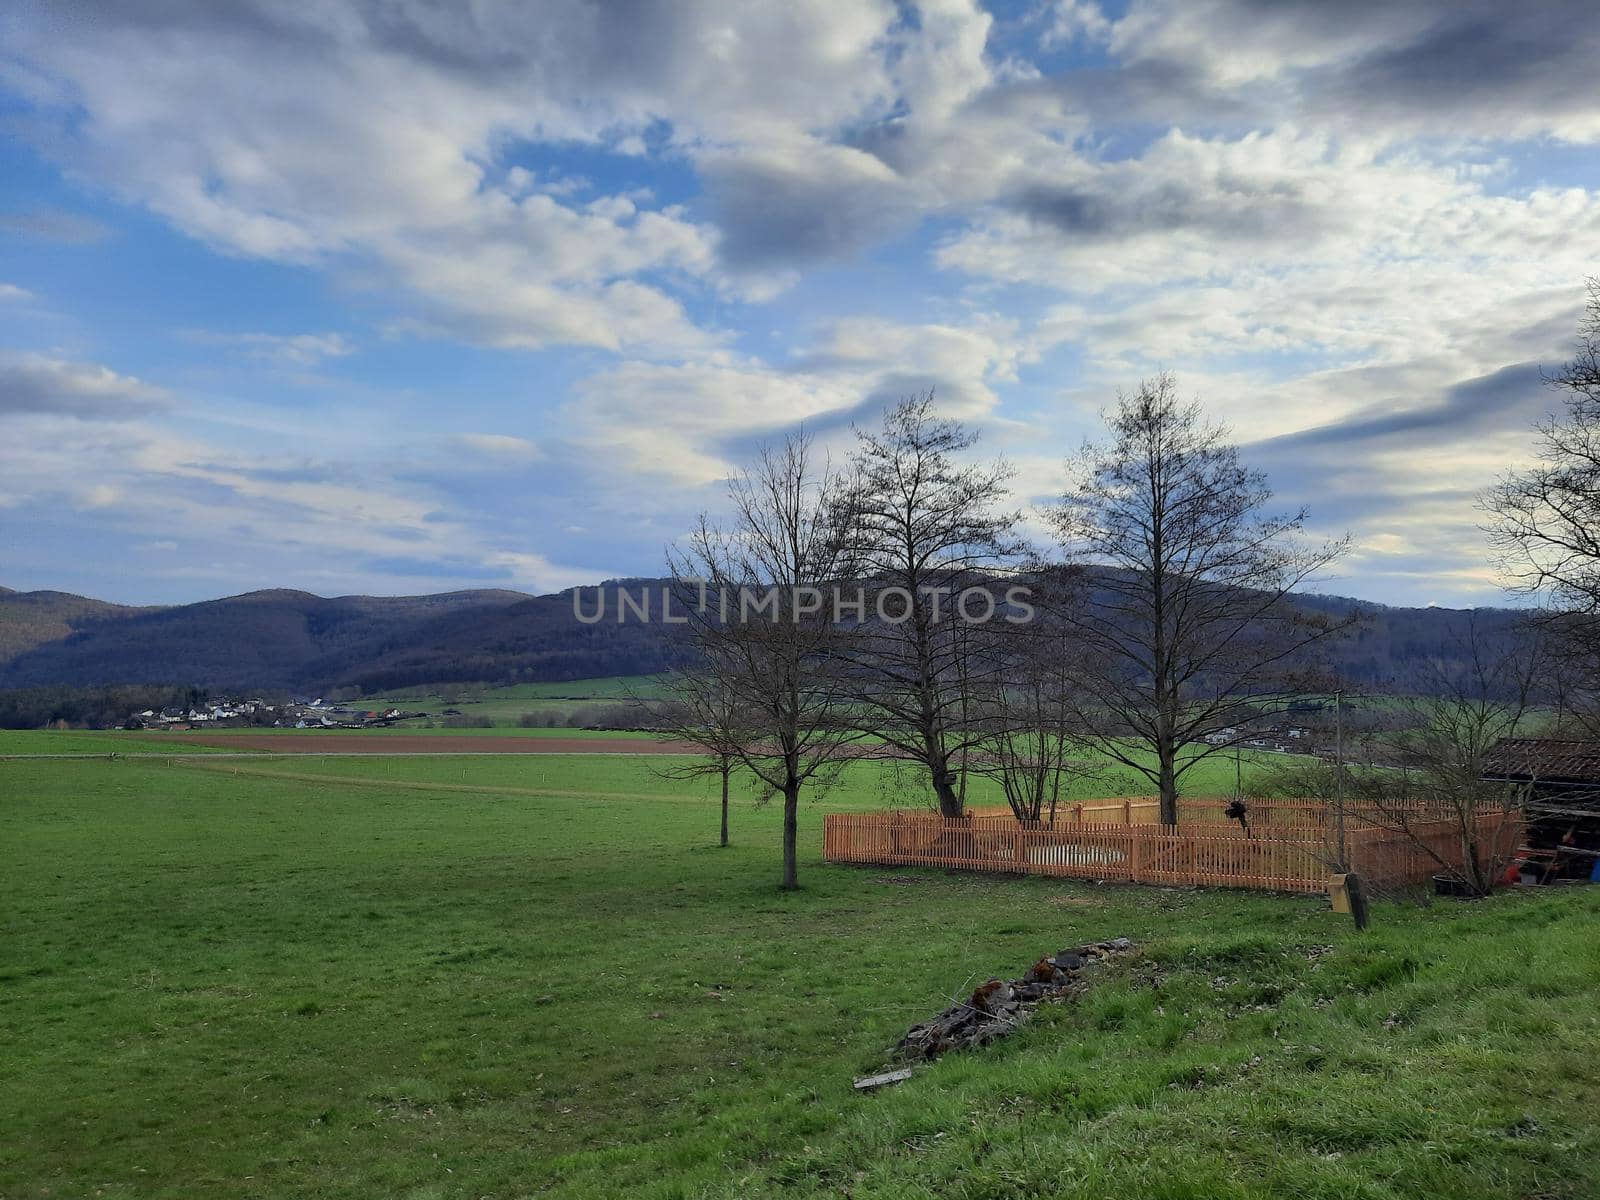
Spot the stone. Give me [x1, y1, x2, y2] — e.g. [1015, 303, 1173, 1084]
[890, 938, 1136, 1064]
[855, 1067, 913, 1090]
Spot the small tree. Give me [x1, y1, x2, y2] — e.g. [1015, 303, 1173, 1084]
[840, 393, 1024, 816]
[1258, 618, 1543, 896]
[1048, 375, 1354, 825]
[971, 586, 1099, 822]
[1485, 278, 1600, 733]
[666, 434, 861, 890]
[645, 670, 746, 847]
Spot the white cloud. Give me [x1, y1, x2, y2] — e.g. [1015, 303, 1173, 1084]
[485, 551, 602, 594]
[0, 372, 594, 599]
[450, 433, 543, 462]
[0, 1, 924, 356]
[571, 314, 1024, 485]
[186, 330, 356, 366]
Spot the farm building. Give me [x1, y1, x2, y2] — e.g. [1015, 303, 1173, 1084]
[1482, 738, 1600, 883]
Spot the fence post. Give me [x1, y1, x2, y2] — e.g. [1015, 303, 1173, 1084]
[1123, 799, 1132, 826]
[1130, 830, 1143, 883]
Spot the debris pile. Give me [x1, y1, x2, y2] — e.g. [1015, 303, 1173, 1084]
[897, 937, 1134, 1061]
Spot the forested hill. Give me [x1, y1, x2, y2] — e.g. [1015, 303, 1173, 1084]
[0, 579, 1529, 695]
[0, 584, 671, 692]
[0, 587, 153, 665]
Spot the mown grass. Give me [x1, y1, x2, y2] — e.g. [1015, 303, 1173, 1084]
[4, 753, 1598, 1199]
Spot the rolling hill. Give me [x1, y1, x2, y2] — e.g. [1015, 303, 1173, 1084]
[0, 587, 153, 664]
[0, 579, 1531, 697]
[0, 583, 673, 692]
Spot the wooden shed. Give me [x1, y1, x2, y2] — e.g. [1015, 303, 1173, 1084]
[1482, 738, 1600, 882]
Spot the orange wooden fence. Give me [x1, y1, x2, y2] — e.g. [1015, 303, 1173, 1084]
[962, 796, 1451, 828]
[822, 803, 1520, 894]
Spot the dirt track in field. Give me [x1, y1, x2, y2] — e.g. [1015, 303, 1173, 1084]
[157, 733, 698, 755]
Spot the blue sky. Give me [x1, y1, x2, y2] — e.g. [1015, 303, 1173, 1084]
[2, 0, 1597, 607]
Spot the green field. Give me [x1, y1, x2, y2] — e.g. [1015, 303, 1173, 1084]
[0, 729, 227, 755]
[6, 749, 1600, 1199]
[372, 676, 660, 701]
[361, 676, 666, 726]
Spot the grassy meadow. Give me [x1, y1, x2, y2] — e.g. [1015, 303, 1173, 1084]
[4, 741, 1600, 1198]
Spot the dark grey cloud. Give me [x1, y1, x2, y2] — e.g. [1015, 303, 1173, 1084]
[1110, 0, 1600, 140]
[701, 148, 920, 270]
[1252, 362, 1547, 457]
[0, 353, 170, 420]
[1237, 363, 1551, 538]
[1013, 173, 1328, 243]
[208, 461, 348, 485]
[1305, 3, 1599, 134]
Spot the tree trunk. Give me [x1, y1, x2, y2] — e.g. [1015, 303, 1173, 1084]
[1461, 819, 1487, 896]
[780, 780, 800, 890]
[931, 760, 964, 818]
[719, 759, 730, 847]
[1157, 745, 1178, 826]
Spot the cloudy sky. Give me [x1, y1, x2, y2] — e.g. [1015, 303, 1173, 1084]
[2, 0, 1597, 608]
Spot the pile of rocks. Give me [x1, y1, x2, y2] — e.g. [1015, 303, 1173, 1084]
[897, 937, 1134, 1060]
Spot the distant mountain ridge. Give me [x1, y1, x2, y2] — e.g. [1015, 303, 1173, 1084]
[0, 583, 668, 692]
[0, 580, 1529, 695]
[0, 588, 154, 666]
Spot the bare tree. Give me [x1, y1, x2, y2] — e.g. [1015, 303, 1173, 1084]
[643, 670, 747, 847]
[1485, 278, 1600, 733]
[1257, 617, 1544, 896]
[971, 588, 1100, 822]
[1047, 374, 1354, 825]
[841, 393, 1024, 816]
[666, 434, 861, 890]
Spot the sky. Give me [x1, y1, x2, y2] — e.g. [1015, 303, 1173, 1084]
[1, 0, 1597, 609]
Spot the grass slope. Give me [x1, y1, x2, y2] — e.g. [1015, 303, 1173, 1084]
[3, 754, 1598, 1199]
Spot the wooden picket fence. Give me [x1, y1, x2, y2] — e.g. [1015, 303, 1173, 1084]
[961, 796, 1446, 828]
[822, 801, 1520, 894]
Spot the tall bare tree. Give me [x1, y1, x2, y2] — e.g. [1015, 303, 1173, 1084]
[1048, 374, 1354, 825]
[1485, 278, 1600, 732]
[841, 393, 1024, 816]
[666, 434, 860, 890]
